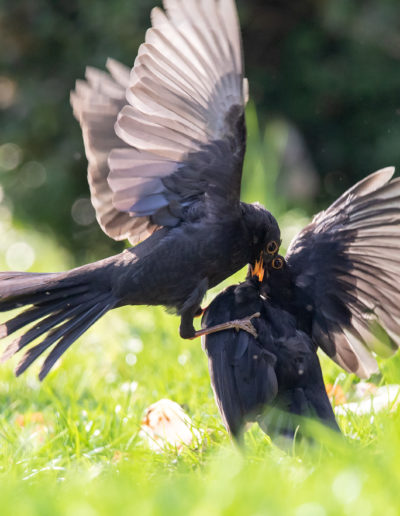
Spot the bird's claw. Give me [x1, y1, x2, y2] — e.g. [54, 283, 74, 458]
[232, 312, 260, 338]
[189, 312, 260, 340]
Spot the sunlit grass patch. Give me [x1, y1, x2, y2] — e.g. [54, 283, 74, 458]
[1, 234, 400, 516]
[1, 128, 400, 514]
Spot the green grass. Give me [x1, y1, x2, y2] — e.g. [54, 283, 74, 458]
[2, 224, 400, 516]
[2, 114, 400, 515]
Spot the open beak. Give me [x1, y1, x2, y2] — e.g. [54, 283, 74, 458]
[250, 254, 265, 282]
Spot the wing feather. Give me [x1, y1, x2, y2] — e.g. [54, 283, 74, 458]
[109, 0, 247, 223]
[72, 0, 247, 244]
[287, 167, 400, 378]
[71, 60, 157, 244]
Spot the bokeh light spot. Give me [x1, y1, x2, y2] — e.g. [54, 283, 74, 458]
[127, 337, 143, 353]
[20, 161, 47, 188]
[6, 242, 35, 271]
[332, 469, 362, 504]
[0, 143, 22, 171]
[71, 198, 96, 226]
[125, 353, 137, 366]
[0, 76, 17, 109]
[178, 352, 190, 366]
[121, 381, 138, 393]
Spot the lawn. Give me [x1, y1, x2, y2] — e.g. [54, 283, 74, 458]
[1, 110, 400, 515]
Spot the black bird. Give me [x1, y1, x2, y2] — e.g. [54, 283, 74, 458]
[203, 168, 400, 439]
[203, 261, 339, 440]
[0, 0, 281, 380]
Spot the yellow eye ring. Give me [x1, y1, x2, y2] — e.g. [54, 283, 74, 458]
[271, 257, 284, 270]
[266, 241, 279, 255]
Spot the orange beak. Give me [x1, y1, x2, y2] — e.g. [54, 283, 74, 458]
[250, 254, 265, 282]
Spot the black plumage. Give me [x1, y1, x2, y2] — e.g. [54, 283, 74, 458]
[203, 269, 339, 440]
[2, 0, 400, 398]
[203, 167, 400, 440]
[0, 0, 281, 379]
[284, 168, 400, 378]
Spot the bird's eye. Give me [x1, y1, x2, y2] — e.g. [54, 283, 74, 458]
[266, 241, 279, 255]
[271, 257, 284, 270]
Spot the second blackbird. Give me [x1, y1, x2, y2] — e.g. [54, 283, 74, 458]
[203, 168, 400, 439]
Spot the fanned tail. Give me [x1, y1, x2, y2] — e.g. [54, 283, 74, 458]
[0, 266, 116, 379]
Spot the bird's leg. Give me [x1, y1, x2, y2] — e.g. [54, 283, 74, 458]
[179, 311, 197, 339]
[189, 312, 261, 340]
[179, 279, 209, 339]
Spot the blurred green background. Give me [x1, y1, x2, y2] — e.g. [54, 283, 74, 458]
[1, 3, 400, 515]
[1, 0, 400, 265]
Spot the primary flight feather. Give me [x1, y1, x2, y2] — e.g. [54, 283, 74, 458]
[203, 168, 400, 438]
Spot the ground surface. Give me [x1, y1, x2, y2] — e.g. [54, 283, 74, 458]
[0, 109, 400, 516]
[1, 217, 400, 516]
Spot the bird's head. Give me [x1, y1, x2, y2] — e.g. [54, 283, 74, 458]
[241, 203, 281, 282]
[260, 254, 294, 308]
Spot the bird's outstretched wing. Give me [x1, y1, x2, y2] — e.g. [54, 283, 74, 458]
[71, 59, 155, 244]
[72, 0, 248, 245]
[286, 167, 400, 378]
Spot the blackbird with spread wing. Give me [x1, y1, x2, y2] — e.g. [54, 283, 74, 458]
[0, 0, 281, 380]
[203, 167, 400, 439]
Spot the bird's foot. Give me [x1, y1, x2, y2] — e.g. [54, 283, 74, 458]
[232, 315, 260, 337]
[189, 312, 260, 340]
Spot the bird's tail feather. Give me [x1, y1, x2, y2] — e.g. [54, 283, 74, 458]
[0, 268, 116, 379]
